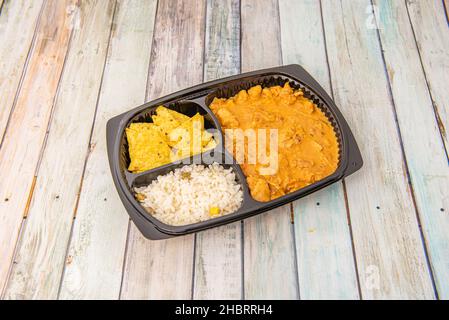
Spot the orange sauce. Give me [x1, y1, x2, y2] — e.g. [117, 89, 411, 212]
[210, 83, 339, 202]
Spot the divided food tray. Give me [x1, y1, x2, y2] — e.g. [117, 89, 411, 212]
[106, 64, 363, 240]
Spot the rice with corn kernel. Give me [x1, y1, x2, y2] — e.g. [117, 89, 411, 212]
[134, 163, 243, 226]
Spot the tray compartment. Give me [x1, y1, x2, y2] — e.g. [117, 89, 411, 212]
[124, 149, 257, 232]
[206, 75, 343, 165]
[120, 100, 220, 176]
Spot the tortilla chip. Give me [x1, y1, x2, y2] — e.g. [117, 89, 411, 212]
[201, 129, 213, 147]
[168, 113, 206, 157]
[126, 122, 172, 173]
[202, 138, 217, 151]
[151, 106, 190, 138]
[127, 109, 217, 169]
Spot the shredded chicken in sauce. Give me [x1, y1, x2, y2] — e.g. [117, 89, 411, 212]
[210, 83, 339, 202]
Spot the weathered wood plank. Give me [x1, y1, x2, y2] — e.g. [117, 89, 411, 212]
[0, 0, 73, 294]
[240, 0, 298, 299]
[374, 0, 449, 299]
[193, 0, 242, 300]
[321, 0, 435, 299]
[120, 0, 206, 300]
[4, 0, 115, 300]
[58, 0, 157, 300]
[0, 0, 44, 141]
[279, 0, 359, 299]
[406, 0, 449, 155]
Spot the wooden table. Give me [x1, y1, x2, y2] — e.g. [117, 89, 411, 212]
[0, 0, 448, 300]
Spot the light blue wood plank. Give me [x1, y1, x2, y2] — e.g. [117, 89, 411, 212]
[321, 0, 435, 299]
[374, 0, 449, 299]
[279, 0, 359, 300]
[4, 0, 116, 300]
[0, 0, 44, 141]
[406, 0, 449, 156]
[59, 0, 157, 299]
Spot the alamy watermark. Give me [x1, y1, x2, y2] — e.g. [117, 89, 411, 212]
[169, 122, 279, 175]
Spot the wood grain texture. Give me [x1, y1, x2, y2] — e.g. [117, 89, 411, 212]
[279, 0, 359, 300]
[406, 0, 449, 155]
[373, 0, 449, 299]
[0, 0, 44, 141]
[241, 0, 298, 299]
[58, 0, 157, 300]
[4, 0, 115, 300]
[120, 0, 206, 300]
[321, 0, 434, 299]
[0, 0, 74, 294]
[193, 0, 242, 300]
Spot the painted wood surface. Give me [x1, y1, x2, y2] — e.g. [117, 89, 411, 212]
[240, 0, 298, 299]
[193, 0, 242, 300]
[0, 0, 44, 140]
[279, 0, 359, 299]
[405, 0, 449, 154]
[373, 0, 449, 299]
[321, 0, 435, 299]
[120, 0, 206, 300]
[4, 0, 115, 300]
[58, 0, 157, 300]
[0, 0, 448, 300]
[0, 0, 74, 295]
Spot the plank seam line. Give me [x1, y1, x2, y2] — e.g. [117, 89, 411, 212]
[238, 0, 244, 301]
[2, 2, 76, 298]
[442, 0, 449, 25]
[289, 204, 301, 300]
[319, 0, 362, 299]
[144, 0, 160, 101]
[240, 220, 244, 300]
[120, 0, 159, 297]
[0, 0, 47, 151]
[56, 0, 119, 298]
[371, 0, 439, 299]
[275, 0, 283, 66]
[404, 0, 448, 161]
[191, 233, 198, 300]
[118, 220, 132, 300]
[22, 176, 37, 218]
[341, 180, 363, 299]
[56, 215, 76, 299]
[0, 0, 5, 16]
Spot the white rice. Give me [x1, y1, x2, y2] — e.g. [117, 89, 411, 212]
[134, 163, 243, 226]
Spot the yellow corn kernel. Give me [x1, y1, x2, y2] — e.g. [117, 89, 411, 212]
[209, 206, 220, 216]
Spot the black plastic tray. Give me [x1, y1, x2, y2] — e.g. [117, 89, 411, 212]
[106, 64, 363, 240]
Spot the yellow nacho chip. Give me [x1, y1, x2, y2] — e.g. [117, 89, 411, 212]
[168, 113, 207, 158]
[151, 106, 190, 138]
[201, 129, 214, 147]
[127, 108, 217, 170]
[126, 123, 172, 173]
[202, 138, 217, 151]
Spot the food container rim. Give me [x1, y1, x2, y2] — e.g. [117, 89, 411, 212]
[106, 64, 363, 238]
